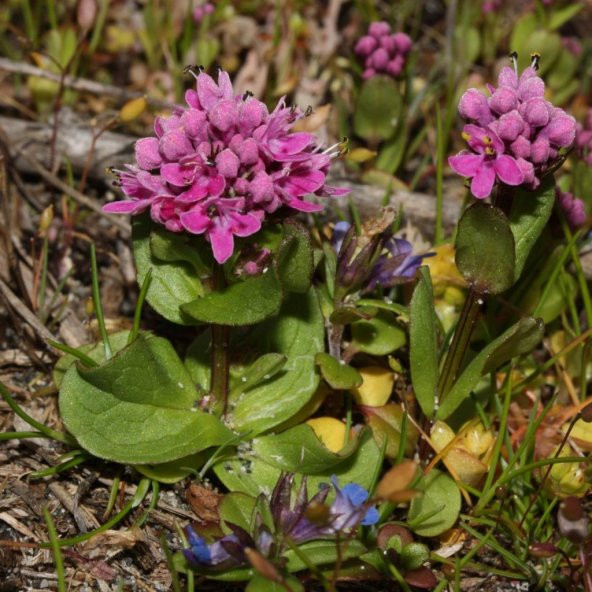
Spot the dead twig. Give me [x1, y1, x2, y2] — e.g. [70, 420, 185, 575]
[19, 153, 131, 235]
[0, 56, 174, 110]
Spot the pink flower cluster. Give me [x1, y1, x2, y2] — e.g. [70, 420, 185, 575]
[576, 109, 592, 167]
[104, 70, 347, 263]
[449, 63, 576, 199]
[193, 2, 214, 24]
[556, 189, 586, 230]
[354, 22, 412, 80]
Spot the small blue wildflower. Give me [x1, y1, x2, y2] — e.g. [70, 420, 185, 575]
[183, 527, 243, 567]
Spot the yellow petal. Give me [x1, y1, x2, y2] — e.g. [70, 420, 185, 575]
[350, 366, 395, 407]
[306, 417, 346, 453]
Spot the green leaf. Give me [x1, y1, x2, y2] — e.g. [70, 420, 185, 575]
[246, 575, 304, 592]
[59, 332, 232, 463]
[213, 428, 381, 497]
[454, 26, 481, 64]
[375, 123, 407, 174]
[315, 353, 362, 390]
[276, 221, 314, 294]
[133, 452, 208, 484]
[181, 269, 283, 326]
[285, 540, 368, 572]
[186, 290, 325, 435]
[150, 228, 210, 274]
[508, 176, 556, 283]
[455, 203, 515, 294]
[52, 331, 130, 388]
[518, 30, 562, 75]
[132, 215, 204, 324]
[354, 76, 403, 142]
[351, 310, 406, 355]
[437, 316, 544, 420]
[548, 2, 583, 30]
[229, 353, 288, 397]
[252, 424, 362, 474]
[408, 469, 460, 537]
[219, 492, 257, 532]
[409, 267, 438, 418]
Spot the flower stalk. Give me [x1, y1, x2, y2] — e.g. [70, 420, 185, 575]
[437, 286, 482, 404]
[210, 265, 230, 414]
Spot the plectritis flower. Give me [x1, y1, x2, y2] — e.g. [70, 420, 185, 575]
[104, 69, 348, 263]
[450, 57, 576, 198]
[556, 188, 586, 230]
[354, 21, 412, 80]
[576, 109, 592, 167]
[193, 2, 214, 23]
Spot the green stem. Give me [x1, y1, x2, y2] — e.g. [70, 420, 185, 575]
[437, 286, 481, 403]
[210, 265, 229, 414]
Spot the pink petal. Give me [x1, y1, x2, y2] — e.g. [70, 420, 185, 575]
[208, 224, 234, 263]
[196, 72, 222, 110]
[216, 70, 234, 100]
[135, 137, 162, 170]
[103, 200, 149, 214]
[230, 212, 262, 237]
[470, 161, 496, 199]
[497, 66, 518, 89]
[494, 155, 524, 186]
[370, 48, 389, 70]
[209, 99, 238, 132]
[180, 209, 210, 234]
[160, 130, 193, 161]
[355, 35, 377, 57]
[161, 163, 194, 186]
[285, 196, 324, 213]
[207, 174, 226, 197]
[269, 132, 315, 158]
[368, 21, 391, 38]
[281, 169, 325, 196]
[448, 153, 484, 177]
[215, 149, 240, 178]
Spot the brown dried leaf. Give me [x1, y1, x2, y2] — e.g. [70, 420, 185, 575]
[186, 483, 222, 523]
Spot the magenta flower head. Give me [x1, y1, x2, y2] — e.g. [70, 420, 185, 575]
[104, 69, 348, 263]
[450, 55, 576, 198]
[556, 189, 587, 230]
[576, 109, 592, 167]
[354, 21, 412, 80]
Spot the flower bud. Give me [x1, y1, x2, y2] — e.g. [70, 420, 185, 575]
[77, 0, 97, 31]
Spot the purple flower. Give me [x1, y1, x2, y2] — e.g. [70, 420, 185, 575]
[450, 58, 576, 198]
[103, 69, 347, 264]
[193, 2, 214, 23]
[271, 474, 379, 544]
[576, 109, 592, 167]
[184, 528, 242, 567]
[556, 189, 587, 230]
[366, 237, 433, 291]
[334, 221, 433, 294]
[355, 21, 412, 80]
[448, 125, 524, 199]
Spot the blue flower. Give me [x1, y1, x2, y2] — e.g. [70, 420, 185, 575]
[328, 476, 380, 530]
[183, 527, 243, 567]
[274, 474, 379, 544]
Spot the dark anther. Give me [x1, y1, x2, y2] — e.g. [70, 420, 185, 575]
[530, 52, 540, 70]
[509, 51, 518, 60]
[242, 90, 254, 101]
[196, 64, 205, 72]
[183, 64, 196, 74]
[304, 105, 313, 117]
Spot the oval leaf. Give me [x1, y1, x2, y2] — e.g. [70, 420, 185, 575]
[59, 332, 232, 463]
[315, 353, 362, 390]
[252, 424, 361, 474]
[508, 175, 556, 283]
[132, 215, 205, 324]
[276, 221, 314, 294]
[455, 203, 515, 294]
[409, 267, 438, 418]
[408, 469, 461, 537]
[353, 76, 402, 142]
[181, 269, 283, 326]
